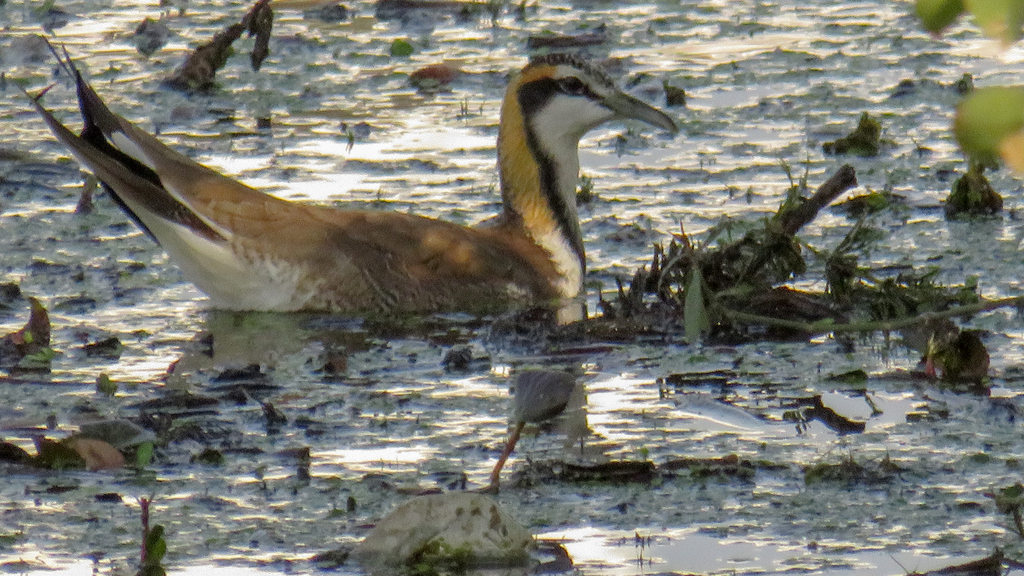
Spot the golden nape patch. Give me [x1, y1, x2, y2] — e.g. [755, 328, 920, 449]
[498, 71, 558, 235]
[498, 145, 557, 237]
[514, 64, 557, 86]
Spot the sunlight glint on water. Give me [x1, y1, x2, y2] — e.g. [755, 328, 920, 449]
[2, 0, 1024, 574]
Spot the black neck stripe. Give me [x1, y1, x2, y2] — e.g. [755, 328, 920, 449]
[517, 78, 586, 270]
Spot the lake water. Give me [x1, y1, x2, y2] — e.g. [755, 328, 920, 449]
[2, 0, 1024, 574]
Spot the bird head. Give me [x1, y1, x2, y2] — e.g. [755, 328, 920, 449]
[507, 53, 678, 148]
[496, 54, 677, 319]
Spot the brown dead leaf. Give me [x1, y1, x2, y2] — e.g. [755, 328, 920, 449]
[5, 296, 50, 355]
[409, 63, 460, 90]
[65, 437, 125, 471]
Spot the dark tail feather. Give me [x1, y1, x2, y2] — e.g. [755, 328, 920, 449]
[28, 39, 223, 245]
[44, 40, 165, 191]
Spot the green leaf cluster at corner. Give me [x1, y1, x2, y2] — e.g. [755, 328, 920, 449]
[140, 524, 167, 576]
[916, 0, 965, 34]
[917, 0, 1024, 45]
[955, 86, 1024, 171]
[916, 0, 1024, 174]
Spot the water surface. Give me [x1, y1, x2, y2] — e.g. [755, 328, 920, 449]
[2, 0, 1024, 574]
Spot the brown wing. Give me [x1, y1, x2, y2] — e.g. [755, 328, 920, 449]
[204, 190, 563, 312]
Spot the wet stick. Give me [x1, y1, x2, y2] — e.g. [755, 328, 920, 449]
[778, 164, 858, 236]
[719, 295, 1024, 336]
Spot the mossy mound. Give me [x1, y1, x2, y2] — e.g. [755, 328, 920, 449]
[823, 112, 882, 157]
[945, 162, 1003, 219]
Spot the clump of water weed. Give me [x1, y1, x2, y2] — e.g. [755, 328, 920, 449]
[945, 160, 1003, 219]
[822, 112, 882, 157]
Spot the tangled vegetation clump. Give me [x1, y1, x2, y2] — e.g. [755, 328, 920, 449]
[162, 0, 272, 92]
[593, 165, 854, 337]
[582, 162, 1017, 383]
[590, 166, 853, 337]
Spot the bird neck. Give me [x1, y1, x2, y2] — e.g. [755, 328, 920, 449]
[497, 92, 585, 304]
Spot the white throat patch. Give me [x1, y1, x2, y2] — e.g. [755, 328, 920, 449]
[538, 227, 583, 300]
[521, 86, 607, 305]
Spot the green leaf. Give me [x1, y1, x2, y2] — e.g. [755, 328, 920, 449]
[389, 39, 414, 57]
[146, 524, 167, 563]
[954, 86, 1024, 168]
[827, 369, 868, 384]
[965, 0, 1024, 45]
[96, 373, 117, 397]
[683, 268, 710, 344]
[917, 0, 966, 34]
[34, 438, 85, 470]
[992, 483, 1024, 512]
[1003, 483, 1024, 500]
[19, 347, 56, 369]
[136, 441, 154, 469]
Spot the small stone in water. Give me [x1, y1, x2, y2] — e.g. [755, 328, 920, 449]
[133, 17, 172, 56]
[304, 3, 348, 22]
[352, 492, 534, 568]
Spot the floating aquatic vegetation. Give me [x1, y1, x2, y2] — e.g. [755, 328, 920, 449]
[133, 17, 173, 57]
[593, 165, 857, 340]
[833, 189, 908, 219]
[0, 435, 123, 471]
[389, 38, 415, 57]
[803, 454, 902, 485]
[409, 62, 460, 91]
[302, 2, 348, 23]
[663, 81, 686, 107]
[822, 112, 882, 157]
[945, 160, 1003, 219]
[95, 372, 117, 395]
[0, 296, 53, 371]
[526, 22, 609, 49]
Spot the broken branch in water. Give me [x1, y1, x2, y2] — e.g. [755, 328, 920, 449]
[163, 0, 273, 92]
[778, 163, 858, 236]
[719, 295, 1024, 336]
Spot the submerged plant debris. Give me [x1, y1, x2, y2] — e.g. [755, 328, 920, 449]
[946, 160, 1004, 219]
[163, 0, 273, 91]
[3, 0, 1024, 575]
[583, 159, 1017, 392]
[822, 112, 883, 157]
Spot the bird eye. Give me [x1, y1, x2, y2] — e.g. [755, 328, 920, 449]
[557, 77, 587, 95]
